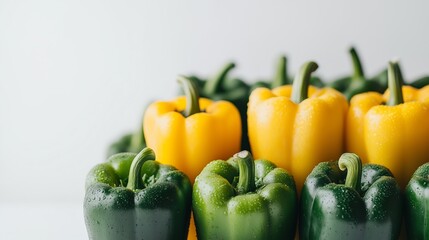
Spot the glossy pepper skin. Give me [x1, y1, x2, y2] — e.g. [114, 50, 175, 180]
[144, 76, 241, 182]
[405, 163, 429, 239]
[300, 153, 402, 240]
[346, 61, 429, 188]
[248, 61, 348, 191]
[328, 47, 386, 101]
[84, 148, 192, 240]
[193, 151, 297, 240]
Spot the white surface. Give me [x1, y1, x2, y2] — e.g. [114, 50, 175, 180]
[1, 1, 429, 238]
[0, 203, 87, 240]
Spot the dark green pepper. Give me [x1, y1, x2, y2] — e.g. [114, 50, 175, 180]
[328, 47, 385, 100]
[193, 150, 297, 240]
[405, 162, 429, 239]
[84, 148, 192, 240]
[300, 153, 402, 240]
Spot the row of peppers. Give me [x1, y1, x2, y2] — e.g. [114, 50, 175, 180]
[86, 147, 429, 239]
[106, 47, 429, 156]
[85, 54, 429, 239]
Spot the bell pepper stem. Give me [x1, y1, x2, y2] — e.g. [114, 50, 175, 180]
[272, 56, 288, 88]
[349, 47, 365, 79]
[203, 62, 236, 95]
[387, 61, 404, 106]
[126, 147, 156, 190]
[338, 153, 362, 193]
[291, 61, 319, 104]
[234, 150, 256, 194]
[177, 75, 201, 117]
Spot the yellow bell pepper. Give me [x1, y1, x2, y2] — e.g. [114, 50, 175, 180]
[248, 61, 348, 191]
[143, 76, 241, 182]
[144, 76, 241, 240]
[346, 61, 429, 188]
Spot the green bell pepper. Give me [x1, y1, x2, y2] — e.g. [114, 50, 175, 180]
[300, 153, 402, 240]
[193, 150, 297, 240]
[405, 162, 429, 239]
[84, 148, 192, 240]
[328, 47, 386, 100]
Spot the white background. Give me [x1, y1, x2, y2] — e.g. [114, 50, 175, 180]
[1, 1, 429, 239]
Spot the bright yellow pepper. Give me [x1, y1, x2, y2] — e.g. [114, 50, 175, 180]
[143, 76, 241, 182]
[144, 76, 241, 240]
[248, 61, 348, 191]
[346, 61, 429, 188]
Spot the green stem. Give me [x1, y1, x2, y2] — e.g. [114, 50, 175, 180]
[126, 147, 156, 190]
[203, 62, 236, 95]
[271, 56, 288, 88]
[338, 153, 362, 192]
[177, 75, 201, 117]
[349, 47, 365, 79]
[386, 61, 404, 106]
[291, 61, 319, 104]
[235, 151, 256, 194]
